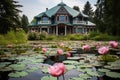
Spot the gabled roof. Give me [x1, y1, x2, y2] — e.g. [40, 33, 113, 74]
[35, 2, 88, 18]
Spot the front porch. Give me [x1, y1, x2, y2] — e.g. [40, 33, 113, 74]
[29, 24, 95, 36]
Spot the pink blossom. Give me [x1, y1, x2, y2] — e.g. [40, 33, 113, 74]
[57, 49, 63, 55]
[48, 63, 66, 77]
[82, 45, 90, 51]
[98, 46, 109, 55]
[7, 44, 12, 48]
[60, 43, 64, 47]
[66, 52, 71, 57]
[42, 48, 47, 52]
[109, 41, 118, 48]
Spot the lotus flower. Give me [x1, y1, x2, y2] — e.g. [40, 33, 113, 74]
[7, 44, 13, 48]
[60, 43, 64, 47]
[42, 48, 47, 52]
[82, 45, 90, 51]
[98, 46, 109, 55]
[109, 41, 118, 48]
[66, 52, 71, 57]
[57, 49, 63, 55]
[48, 63, 66, 77]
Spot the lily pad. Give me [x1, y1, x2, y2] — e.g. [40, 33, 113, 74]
[106, 71, 120, 78]
[0, 67, 12, 71]
[65, 65, 76, 70]
[26, 67, 39, 73]
[98, 69, 110, 73]
[8, 71, 28, 78]
[79, 74, 91, 79]
[41, 76, 57, 80]
[9, 64, 26, 71]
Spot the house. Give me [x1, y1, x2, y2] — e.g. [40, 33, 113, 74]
[28, 2, 96, 36]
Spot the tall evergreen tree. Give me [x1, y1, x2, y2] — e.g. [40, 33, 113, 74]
[21, 14, 29, 33]
[94, 0, 105, 33]
[0, 0, 22, 34]
[104, 0, 120, 36]
[83, 1, 93, 21]
[73, 6, 80, 11]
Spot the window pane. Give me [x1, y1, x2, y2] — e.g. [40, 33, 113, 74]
[42, 17, 48, 21]
[59, 15, 65, 21]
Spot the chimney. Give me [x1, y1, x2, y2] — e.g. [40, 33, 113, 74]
[46, 8, 48, 11]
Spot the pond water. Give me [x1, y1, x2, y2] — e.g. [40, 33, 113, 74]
[0, 41, 120, 80]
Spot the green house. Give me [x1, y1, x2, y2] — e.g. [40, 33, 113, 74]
[29, 2, 96, 36]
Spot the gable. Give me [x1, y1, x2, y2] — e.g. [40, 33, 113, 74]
[56, 7, 69, 14]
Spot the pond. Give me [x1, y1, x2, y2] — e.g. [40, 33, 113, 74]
[0, 41, 120, 80]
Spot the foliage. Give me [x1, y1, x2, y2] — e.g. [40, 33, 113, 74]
[21, 14, 29, 33]
[73, 6, 80, 11]
[0, 30, 27, 44]
[28, 32, 39, 40]
[83, 1, 93, 21]
[0, 0, 22, 34]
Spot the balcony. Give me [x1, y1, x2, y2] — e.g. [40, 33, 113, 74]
[38, 21, 51, 24]
[73, 20, 86, 24]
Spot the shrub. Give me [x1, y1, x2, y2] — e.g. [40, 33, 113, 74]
[39, 31, 47, 40]
[0, 30, 27, 44]
[28, 32, 39, 40]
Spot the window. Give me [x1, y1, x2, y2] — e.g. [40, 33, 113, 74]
[42, 17, 48, 21]
[58, 15, 66, 21]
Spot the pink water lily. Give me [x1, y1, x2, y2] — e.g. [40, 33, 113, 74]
[82, 45, 90, 51]
[48, 63, 66, 77]
[109, 41, 118, 48]
[42, 48, 47, 52]
[57, 49, 63, 55]
[60, 43, 64, 47]
[7, 44, 13, 48]
[66, 52, 71, 57]
[98, 46, 109, 55]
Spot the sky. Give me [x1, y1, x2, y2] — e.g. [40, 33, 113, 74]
[16, 0, 97, 22]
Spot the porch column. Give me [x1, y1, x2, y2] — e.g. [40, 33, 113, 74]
[76, 27, 77, 33]
[65, 25, 67, 36]
[82, 27, 84, 33]
[56, 26, 58, 36]
[40, 27, 41, 33]
[47, 27, 49, 34]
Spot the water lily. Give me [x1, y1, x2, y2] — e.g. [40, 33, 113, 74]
[109, 41, 118, 48]
[60, 43, 64, 47]
[82, 45, 90, 51]
[98, 46, 109, 55]
[48, 63, 66, 80]
[66, 52, 71, 57]
[7, 44, 13, 48]
[57, 49, 63, 55]
[42, 48, 47, 52]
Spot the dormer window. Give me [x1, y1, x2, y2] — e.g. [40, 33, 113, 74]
[57, 15, 67, 21]
[42, 17, 48, 21]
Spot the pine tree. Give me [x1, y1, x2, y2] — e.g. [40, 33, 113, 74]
[73, 6, 80, 11]
[0, 0, 22, 34]
[83, 1, 93, 21]
[21, 14, 29, 33]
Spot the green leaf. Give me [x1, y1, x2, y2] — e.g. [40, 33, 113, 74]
[41, 76, 57, 80]
[106, 72, 120, 78]
[8, 71, 28, 78]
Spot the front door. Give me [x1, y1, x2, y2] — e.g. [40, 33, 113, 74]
[58, 24, 65, 35]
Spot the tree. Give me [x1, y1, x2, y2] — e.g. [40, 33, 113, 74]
[83, 1, 93, 21]
[21, 14, 29, 33]
[0, 0, 22, 34]
[94, 0, 105, 33]
[104, 0, 120, 36]
[73, 6, 80, 11]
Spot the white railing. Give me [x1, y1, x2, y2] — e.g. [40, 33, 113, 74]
[73, 20, 86, 24]
[38, 21, 51, 24]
